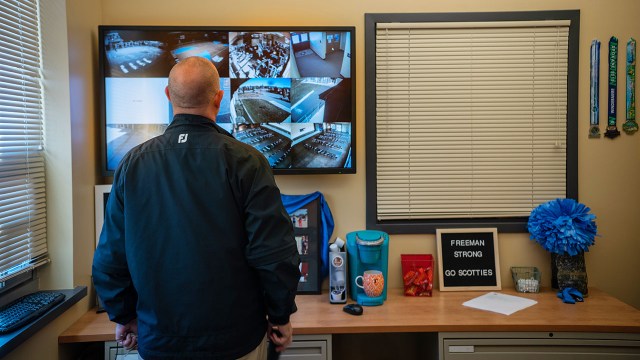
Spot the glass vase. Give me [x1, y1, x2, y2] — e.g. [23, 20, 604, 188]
[551, 252, 588, 296]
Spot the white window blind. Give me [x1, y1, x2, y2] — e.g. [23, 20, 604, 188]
[375, 20, 569, 221]
[0, 0, 48, 283]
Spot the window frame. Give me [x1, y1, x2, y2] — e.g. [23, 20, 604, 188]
[0, 0, 50, 286]
[365, 10, 579, 234]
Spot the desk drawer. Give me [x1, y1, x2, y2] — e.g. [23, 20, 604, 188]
[105, 335, 333, 360]
[440, 332, 640, 360]
[281, 334, 332, 360]
[104, 341, 138, 360]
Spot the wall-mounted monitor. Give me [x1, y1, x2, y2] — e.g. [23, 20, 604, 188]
[98, 26, 355, 176]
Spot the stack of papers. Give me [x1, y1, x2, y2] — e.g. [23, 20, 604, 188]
[463, 292, 537, 315]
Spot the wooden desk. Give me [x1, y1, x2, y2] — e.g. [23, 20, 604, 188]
[59, 287, 640, 344]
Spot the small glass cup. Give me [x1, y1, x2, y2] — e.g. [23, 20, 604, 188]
[511, 266, 541, 293]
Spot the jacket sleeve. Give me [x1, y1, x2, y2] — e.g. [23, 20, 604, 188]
[92, 165, 138, 325]
[253, 248, 300, 325]
[241, 159, 300, 325]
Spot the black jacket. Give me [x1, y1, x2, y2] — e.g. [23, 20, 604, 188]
[93, 114, 300, 359]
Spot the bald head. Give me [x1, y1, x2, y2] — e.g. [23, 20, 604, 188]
[166, 57, 223, 117]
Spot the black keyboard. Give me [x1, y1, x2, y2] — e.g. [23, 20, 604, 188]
[0, 291, 65, 334]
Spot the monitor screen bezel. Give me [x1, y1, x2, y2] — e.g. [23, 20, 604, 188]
[98, 25, 356, 177]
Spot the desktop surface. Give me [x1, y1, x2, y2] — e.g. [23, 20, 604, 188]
[59, 287, 640, 344]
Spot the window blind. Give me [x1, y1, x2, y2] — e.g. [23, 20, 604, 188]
[0, 0, 48, 283]
[375, 20, 569, 221]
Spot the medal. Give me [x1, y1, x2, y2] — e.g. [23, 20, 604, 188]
[589, 40, 601, 138]
[623, 38, 637, 134]
[605, 36, 620, 139]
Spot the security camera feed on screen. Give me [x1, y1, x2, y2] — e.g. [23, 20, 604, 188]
[101, 27, 354, 175]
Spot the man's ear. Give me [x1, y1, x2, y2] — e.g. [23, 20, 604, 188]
[165, 86, 171, 101]
[213, 89, 224, 108]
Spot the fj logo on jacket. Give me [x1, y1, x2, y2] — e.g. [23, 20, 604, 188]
[178, 134, 188, 143]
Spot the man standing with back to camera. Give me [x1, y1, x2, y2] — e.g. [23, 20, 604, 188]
[93, 56, 300, 359]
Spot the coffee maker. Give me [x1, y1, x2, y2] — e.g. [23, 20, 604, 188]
[346, 230, 389, 306]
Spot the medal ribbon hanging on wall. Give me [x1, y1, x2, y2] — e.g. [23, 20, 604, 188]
[605, 36, 621, 139]
[589, 40, 601, 138]
[624, 38, 637, 134]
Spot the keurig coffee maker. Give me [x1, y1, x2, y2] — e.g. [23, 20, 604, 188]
[346, 230, 389, 306]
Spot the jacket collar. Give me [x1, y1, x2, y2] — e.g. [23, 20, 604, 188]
[167, 113, 233, 138]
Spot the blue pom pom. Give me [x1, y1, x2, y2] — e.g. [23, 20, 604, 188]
[527, 198, 598, 255]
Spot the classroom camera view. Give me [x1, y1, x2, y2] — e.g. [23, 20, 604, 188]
[229, 32, 290, 78]
[102, 29, 353, 172]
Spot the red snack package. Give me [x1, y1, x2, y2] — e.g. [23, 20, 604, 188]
[403, 269, 418, 286]
[413, 268, 428, 286]
[404, 285, 418, 296]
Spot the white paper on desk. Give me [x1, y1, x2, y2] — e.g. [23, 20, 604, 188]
[462, 292, 537, 315]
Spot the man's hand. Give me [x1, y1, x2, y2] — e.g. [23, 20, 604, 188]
[115, 318, 138, 350]
[268, 322, 293, 352]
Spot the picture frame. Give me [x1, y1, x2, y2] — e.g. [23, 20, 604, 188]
[436, 228, 501, 291]
[94, 184, 112, 248]
[288, 198, 322, 294]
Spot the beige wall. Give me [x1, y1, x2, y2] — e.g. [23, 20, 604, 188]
[67, 0, 103, 300]
[10, 0, 640, 358]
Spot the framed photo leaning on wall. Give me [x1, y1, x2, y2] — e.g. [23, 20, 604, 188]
[288, 198, 322, 294]
[94, 184, 112, 248]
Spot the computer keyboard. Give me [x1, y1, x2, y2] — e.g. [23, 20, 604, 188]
[0, 291, 65, 334]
